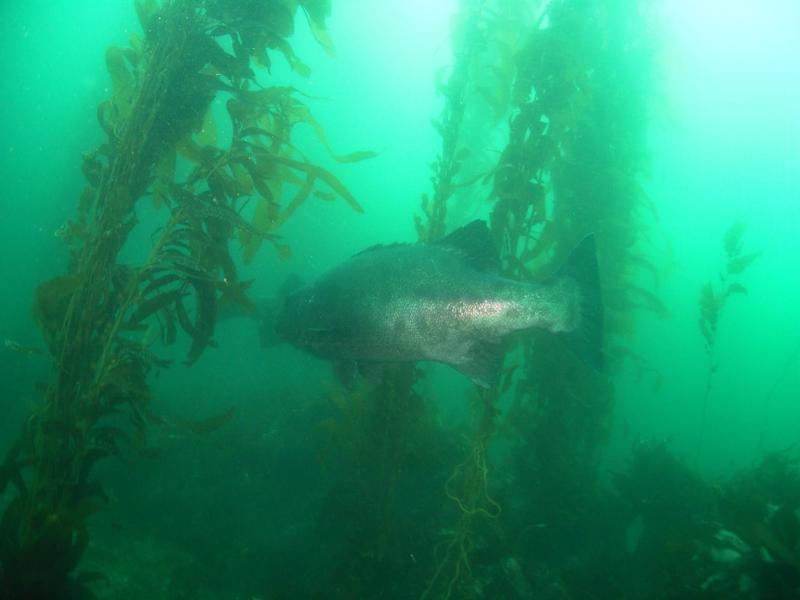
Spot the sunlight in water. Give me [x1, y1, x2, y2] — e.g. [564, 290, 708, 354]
[662, 0, 800, 133]
[335, 0, 458, 88]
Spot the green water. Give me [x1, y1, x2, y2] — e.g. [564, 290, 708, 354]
[1, 0, 799, 598]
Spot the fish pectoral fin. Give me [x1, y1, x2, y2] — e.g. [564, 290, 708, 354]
[452, 339, 505, 389]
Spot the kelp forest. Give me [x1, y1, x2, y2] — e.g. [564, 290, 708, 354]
[2, 0, 800, 599]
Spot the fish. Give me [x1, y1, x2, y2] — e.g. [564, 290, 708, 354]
[275, 220, 603, 387]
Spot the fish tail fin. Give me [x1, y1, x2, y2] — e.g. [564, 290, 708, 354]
[556, 234, 604, 370]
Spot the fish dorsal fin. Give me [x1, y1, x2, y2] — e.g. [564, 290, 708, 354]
[435, 220, 499, 272]
[351, 242, 404, 258]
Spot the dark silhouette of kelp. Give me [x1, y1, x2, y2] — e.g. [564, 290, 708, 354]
[696, 222, 759, 465]
[413, 0, 660, 596]
[0, 1, 367, 597]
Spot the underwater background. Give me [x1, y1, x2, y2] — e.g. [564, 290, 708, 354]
[1, 0, 799, 598]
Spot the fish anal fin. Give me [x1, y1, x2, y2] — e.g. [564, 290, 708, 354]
[452, 339, 505, 388]
[357, 361, 385, 385]
[436, 220, 499, 272]
[334, 360, 357, 389]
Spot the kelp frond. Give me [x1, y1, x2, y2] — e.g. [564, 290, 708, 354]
[0, 0, 365, 596]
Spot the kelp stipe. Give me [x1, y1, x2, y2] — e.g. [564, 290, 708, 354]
[0, 1, 368, 596]
[414, 1, 477, 243]
[413, 5, 512, 595]
[311, 364, 449, 598]
[696, 222, 759, 465]
[420, 390, 501, 600]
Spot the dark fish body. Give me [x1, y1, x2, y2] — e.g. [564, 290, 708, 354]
[276, 221, 602, 386]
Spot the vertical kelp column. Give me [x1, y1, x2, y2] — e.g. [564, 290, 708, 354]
[494, 0, 659, 539]
[493, 0, 661, 586]
[418, 3, 529, 598]
[307, 3, 496, 575]
[312, 364, 439, 598]
[419, 0, 661, 596]
[0, 0, 362, 596]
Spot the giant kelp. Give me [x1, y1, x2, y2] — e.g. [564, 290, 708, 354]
[413, 5, 527, 596]
[415, 0, 481, 243]
[414, 0, 659, 595]
[0, 1, 366, 596]
[307, 4, 523, 581]
[695, 222, 759, 464]
[415, 0, 533, 242]
[490, 1, 661, 593]
[420, 389, 503, 600]
[311, 366, 462, 599]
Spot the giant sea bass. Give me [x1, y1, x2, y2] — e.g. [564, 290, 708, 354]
[275, 220, 603, 387]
